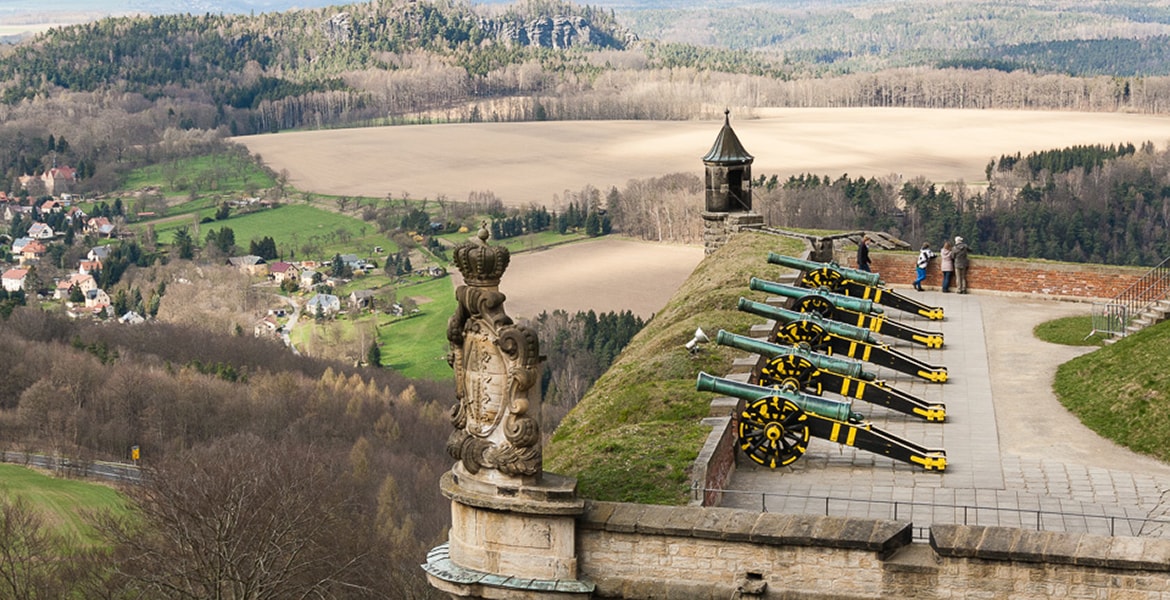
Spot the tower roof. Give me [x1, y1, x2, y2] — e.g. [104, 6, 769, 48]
[702, 109, 754, 165]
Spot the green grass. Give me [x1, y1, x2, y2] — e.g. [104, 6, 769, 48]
[0, 464, 130, 548]
[122, 152, 274, 196]
[146, 203, 399, 260]
[1054, 319, 1170, 462]
[375, 277, 458, 380]
[544, 231, 806, 504]
[1033, 315, 1107, 346]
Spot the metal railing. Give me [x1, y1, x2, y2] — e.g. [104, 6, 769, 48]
[1088, 302, 1127, 339]
[1101, 255, 1170, 337]
[698, 487, 1170, 541]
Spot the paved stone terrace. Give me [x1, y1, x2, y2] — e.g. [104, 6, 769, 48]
[718, 291, 1170, 539]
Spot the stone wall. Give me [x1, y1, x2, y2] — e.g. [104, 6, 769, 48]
[577, 502, 1170, 599]
[860, 252, 1146, 300]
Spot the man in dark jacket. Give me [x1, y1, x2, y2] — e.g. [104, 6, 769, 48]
[953, 236, 970, 293]
[856, 236, 871, 272]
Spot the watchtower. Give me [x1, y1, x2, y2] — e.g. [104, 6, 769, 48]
[702, 110, 763, 254]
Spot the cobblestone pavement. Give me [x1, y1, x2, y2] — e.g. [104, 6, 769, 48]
[718, 291, 1170, 538]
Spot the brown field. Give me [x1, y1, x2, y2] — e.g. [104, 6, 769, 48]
[451, 238, 704, 321]
[237, 107, 1170, 207]
[238, 107, 1170, 317]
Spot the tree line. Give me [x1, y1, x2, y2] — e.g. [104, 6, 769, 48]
[0, 305, 455, 598]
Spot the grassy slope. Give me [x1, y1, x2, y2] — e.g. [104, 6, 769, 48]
[544, 231, 804, 504]
[0, 464, 129, 548]
[1054, 319, 1170, 462]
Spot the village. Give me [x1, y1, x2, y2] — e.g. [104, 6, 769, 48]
[1, 165, 445, 352]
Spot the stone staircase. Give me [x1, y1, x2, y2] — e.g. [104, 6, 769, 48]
[1098, 255, 1170, 344]
[1109, 297, 1170, 343]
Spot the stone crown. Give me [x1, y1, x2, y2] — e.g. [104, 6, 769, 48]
[453, 224, 510, 286]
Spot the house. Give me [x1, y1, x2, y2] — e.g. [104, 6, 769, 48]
[65, 206, 87, 224]
[20, 240, 47, 263]
[305, 293, 341, 317]
[84, 288, 111, 309]
[349, 289, 377, 310]
[339, 254, 361, 269]
[299, 269, 321, 289]
[253, 315, 281, 339]
[227, 255, 269, 277]
[39, 200, 61, 213]
[28, 222, 54, 240]
[42, 167, 77, 195]
[4, 205, 32, 222]
[87, 246, 111, 262]
[119, 311, 145, 324]
[2, 268, 28, 293]
[86, 217, 115, 238]
[79, 260, 101, 275]
[53, 273, 97, 300]
[11, 237, 32, 254]
[268, 261, 299, 283]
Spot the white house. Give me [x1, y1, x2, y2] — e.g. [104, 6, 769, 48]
[28, 222, 54, 240]
[305, 293, 341, 317]
[2, 268, 28, 293]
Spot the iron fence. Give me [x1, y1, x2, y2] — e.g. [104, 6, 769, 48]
[697, 486, 1170, 541]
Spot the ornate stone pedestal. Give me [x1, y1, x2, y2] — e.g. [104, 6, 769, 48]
[424, 467, 592, 599]
[424, 225, 593, 599]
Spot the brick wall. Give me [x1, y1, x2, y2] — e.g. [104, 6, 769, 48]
[858, 252, 1147, 300]
[577, 502, 1170, 599]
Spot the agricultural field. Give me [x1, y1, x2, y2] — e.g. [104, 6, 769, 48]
[234, 108, 1170, 207]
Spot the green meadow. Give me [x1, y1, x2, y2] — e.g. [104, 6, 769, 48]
[148, 203, 400, 261]
[0, 463, 130, 548]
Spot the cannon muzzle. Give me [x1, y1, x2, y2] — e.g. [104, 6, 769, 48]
[715, 329, 875, 381]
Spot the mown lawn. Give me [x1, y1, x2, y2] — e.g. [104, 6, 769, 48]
[0, 464, 130, 548]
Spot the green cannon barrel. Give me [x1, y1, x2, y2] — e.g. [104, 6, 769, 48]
[715, 329, 875, 381]
[695, 371, 863, 423]
[737, 297, 879, 344]
[749, 277, 882, 315]
[767, 252, 884, 288]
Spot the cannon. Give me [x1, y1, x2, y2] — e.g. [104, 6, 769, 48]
[738, 298, 948, 383]
[696, 372, 947, 470]
[717, 330, 946, 421]
[767, 252, 944, 320]
[750, 277, 881, 315]
[750, 278, 945, 348]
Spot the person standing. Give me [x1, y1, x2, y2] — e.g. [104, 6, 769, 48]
[856, 235, 872, 272]
[914, 242, 934, 291]
[939, 240, 954, 293]
[953, 236, 970, 293]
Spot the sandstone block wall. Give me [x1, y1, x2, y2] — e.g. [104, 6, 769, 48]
[577, 502, 1170, 599]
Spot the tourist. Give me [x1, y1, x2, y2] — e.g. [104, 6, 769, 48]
[914, 242, 934, 291]
[954, 236, 971, 293]
[856, 235, 872, 272]
[940, 240, 954, 292]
